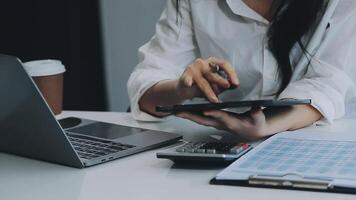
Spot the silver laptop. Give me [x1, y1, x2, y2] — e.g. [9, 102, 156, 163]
[0, 54, 182, 168]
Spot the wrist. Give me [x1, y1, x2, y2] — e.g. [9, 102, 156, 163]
[262, 108, 294, 136]
[261, 119, 275, 137]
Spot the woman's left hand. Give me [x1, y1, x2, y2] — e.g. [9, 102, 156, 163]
[176, 108, 269, 140]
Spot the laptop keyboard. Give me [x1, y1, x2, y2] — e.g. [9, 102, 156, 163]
[67, 135, 136, 160]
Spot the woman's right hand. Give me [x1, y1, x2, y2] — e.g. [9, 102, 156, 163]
[175, 57, 240, 103]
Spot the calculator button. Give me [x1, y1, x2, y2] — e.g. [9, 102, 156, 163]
[187, 148, 196, 153]
[240, 143, 250, 149]
[176, 148, 186, 152]
[230, 147, 243, 154]
[193, 142, 204, 147]
[206, 149, 216, 154]
[196, 149, 206, 153]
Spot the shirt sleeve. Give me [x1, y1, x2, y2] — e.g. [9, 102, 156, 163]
[127, 0, 199, 122]
[279, 6, 356, 124]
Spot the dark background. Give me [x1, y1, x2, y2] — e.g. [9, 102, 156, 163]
[0, 0, 107, 111]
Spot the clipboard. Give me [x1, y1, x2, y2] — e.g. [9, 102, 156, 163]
[210, 132, 356, 194]
[210, 175, 356, 194]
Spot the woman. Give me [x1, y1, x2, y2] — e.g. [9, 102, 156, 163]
[128, 0, 356, 140]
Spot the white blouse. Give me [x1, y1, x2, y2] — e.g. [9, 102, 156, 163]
[127, 0, 356, 123]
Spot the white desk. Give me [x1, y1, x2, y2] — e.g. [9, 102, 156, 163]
[1, 111, 356, 200]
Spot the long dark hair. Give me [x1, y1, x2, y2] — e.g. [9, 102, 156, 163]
[175, 0, 327, 93]
[268, 0, 327, 92]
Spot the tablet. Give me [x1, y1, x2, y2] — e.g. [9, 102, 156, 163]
[156, 99, 311, 113]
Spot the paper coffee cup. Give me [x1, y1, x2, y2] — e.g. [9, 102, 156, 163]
[24, 60, 66, 77]
[23, 60, 66, 115]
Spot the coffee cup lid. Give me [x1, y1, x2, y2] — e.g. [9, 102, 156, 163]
[23, 60, 66, 77]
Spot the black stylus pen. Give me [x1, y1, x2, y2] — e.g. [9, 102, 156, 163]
[210, 63, 228, 79]
[210, 63, 237, 89]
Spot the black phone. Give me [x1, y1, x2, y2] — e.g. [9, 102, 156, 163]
[156, 99, 311, 113]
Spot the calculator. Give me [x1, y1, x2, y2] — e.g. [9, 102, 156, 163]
[157, 141, 252, 165]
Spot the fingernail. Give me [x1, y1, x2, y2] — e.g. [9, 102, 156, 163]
[187, 79, 193, 87]
[185, 79, 192, 87]
[212, 97, 219, 103]
[231, 78, 239, 85]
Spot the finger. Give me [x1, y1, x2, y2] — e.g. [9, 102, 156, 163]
[204, 110, 231, 122]
[204, 110, 244, 133]
[183, 74, 193, 87]
[204, 72, 231, 89]
[208, 57, 240, 87]
[250, 107, 262, 114]
[194, 76, 219, 103]
[176, 112, 220, 127]
[249, 107, 265, 124]
[211, 84, 222, 94]
[203, 110, 242, 130]
[181, 70, 194, 87]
